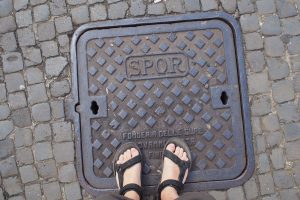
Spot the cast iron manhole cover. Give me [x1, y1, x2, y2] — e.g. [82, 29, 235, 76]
[68, 12, 254, 196]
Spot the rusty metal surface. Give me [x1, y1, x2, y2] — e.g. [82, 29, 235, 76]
[70, 12, 254, 196]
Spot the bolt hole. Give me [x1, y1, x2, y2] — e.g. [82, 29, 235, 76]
[220, 91, 228, 105]
[90, 101, 99, 115]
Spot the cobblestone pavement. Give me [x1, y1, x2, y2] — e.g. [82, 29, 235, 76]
[0, 0, 300, 199]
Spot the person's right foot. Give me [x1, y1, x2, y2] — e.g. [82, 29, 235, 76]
[160, 143, 189, 200]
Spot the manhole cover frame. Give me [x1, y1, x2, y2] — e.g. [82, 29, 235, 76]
[67, 12, 254, 197]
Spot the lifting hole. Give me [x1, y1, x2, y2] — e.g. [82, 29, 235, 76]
[220, 91, 228, 105]
[90, 101, 99, 115]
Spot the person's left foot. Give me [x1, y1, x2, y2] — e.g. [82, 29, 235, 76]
[116, 148, 141, 200]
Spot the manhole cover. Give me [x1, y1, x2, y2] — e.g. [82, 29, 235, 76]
[68, 12, 254, 196]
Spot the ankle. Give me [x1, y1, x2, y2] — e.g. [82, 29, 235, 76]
[124, 191, 140, 200]
[161, 186, 179, 200]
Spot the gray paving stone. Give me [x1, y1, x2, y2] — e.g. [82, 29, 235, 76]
[40, 40, 58, 57]
[244, 177, 258, 200]
[33, 4, 49, 22]
[14, 127, 32, 148]
[288, 36, 300, 55]
[19, 165, 38, 183]
[201, 0, 218, 11]
[52, 122, 72, 142]
[208, 191, 226, 200]
[265, 36, 284, 57]
[240, 14, 259, 33]
[276, 0, 297, 18]
[25, 184, 41, 200]
[55, 16, 73, 33]
[258, 153, 270, 173]
[252, 117, 262, 135]
[293, 161, 300, 185]
[45, 56, 68, 77]
[90, 3, 107, 21]
[0, 120, 13, 140]
[148, 3, 166, 15]
[28, 83, 48, 105]
[37, 21, 55, 41]
[16, 27, 35, 46]
[184, 0, 201, 11]
[237, 0, 254, 14]
[50, 100, 65, 119]
[21, 47, 42, 67]
[0, 0, 13, 17]
[25, 67, 44, 85]
[280, 189, 299, 200]
[30, 0, 47, 5]
[261, 15, 281, 36]
[272, 80, 295, 103]
[262, 194, 279, 200]
[270, 148, 285, 170]
[262, 114, 280, 132]
[8, 196, 26, 200]
[244, 32, 263, 50]
[220, 0, 236, 13]
[0, 139, 14, 159]
[58, 164, 76, 182]
[2, 177, 22, 196]
[36, 159, 57, 179]
[58, 34, 70, 53]
[16, 10, 32, 28]
[251, 95, 271, 116]
[267, 58, 289, 81]
[64, 182, 82, 200]
[53, 142, 74, 163]
[266, 131, 282, 148]
[0, 16, 16, 34]
[34, 123, 52, 142]
[88, 0, 104, 3]
[248, 72, 270, 94]
[67, 0, 87, 5]
[227, 186, 245, 200]
[16, 147, 34, 166]
[256, 0, 276, 14]
[286, 139, 300, 160]
[43, 181, 62, 200]
[284, 123, 300, 141]
[5, 72, 25, 93]
[246, 51, 265, 73]
[0, 84, 7, 103]
[0, 188, 4, 200]
[107, 0, 121, 3]
[8, 92, 27, 110]
[33, 142, 53, 161]
[71, 5, 89, 24]
[49, 0, 67, 15]
[294, 74, 300, 92]
[0, 101, 9, 118]
[0, 157, 18, 178]
[282, 17, 300, 36]
[273, 170, 294, 189]
[108, 1, 128, 19]
[291, 56, 300, 72]
[165, 0, 184, 13]
[278, 104, 300, 123]
[130, 0, 146, 16]
[258, 173, 275, 195]
[0, 32, 17, 52]
[2, 52, 23, 74]
[32, 102, 51, 122]
[14, 0, 28, 11]
[256, 134, 266, 153]
[50, 79, 71, 97]
[11, 108, 32, 127]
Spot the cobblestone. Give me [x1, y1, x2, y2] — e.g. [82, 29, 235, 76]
[52, 122, 72, 142]
[49, 0, 67, 15]
[5, 72, 25, 93]
[33, 123, 51, 142]
[130, 0, 146, 16]
[42, 181, 62, 200]
[227, 186, 246, 200]
[64, 182, 82, 200]
[201, 0, 218, 11]
[22, 47, 42, 66]
[32, 102, 51, 122]
[244, 32, 263, 50]
[0, 120, 13, 140]
[272, 80, 295, 103]
[16, 27, 35, 46]
[37, 21, 55, 41]
[11, 108, 32, 127]
[0, 104, 10, 120]
[265, 36, 284, 57]
[267, 58, 289, 81]
[284, 123, 300, 142]
[2, 177, 22, 196]
[237, 0, 254, 14]
[288, 36, 300, 55]
[248, 72, 270, 94]
[240, 14, 259, 33]
[71, 5, 89, 24]
[53, 142, 74, 163]
[280, 189, 299, 200]
[8, 92, 27, 110]
[281, 17, 300, 36]
[273, 170, 294, 189]
[286, 139, 300, 160]
[261, 15, 281, 36]
[0, 32, 17, 52]
[184, 0, 201, 12]
[33, 142, 53, 161]
[220, 0, 236, 13]
[0, 157, 18, 178]
[14, 128, 32, 148]
[50, 79, 70, 97]
[50, 100, 65, 119]
[256, 134, 266, 153]
[58, 34, 70, 53]
[90, 4, 107, 21]
[165, 0, 184, 13]
[0, 16, 16, 34]
[25, 68, 44, 85]
[293, 161, 300, 185]
[270, 148, 285, 170]
[246, 51, 265, 72]
[276, 0, 297, 18]
[14, 0, 28, 11]
[0, 139, 14, 159]
[244, 177, 258, 199]
[262, 114, 280, 132]
[258, 173, 275, 195]
[33, 4, 49, 22]
[27, 83, 48, 105]
[108, 1, 128, 19]
[45, 56, 68, 77]
[16, 10, 32, 28]
[30, 0, 47, 6]
[258, 153, 270, 173]
[58, 164, 77, 182]
[251, 95, 271, 116]
[0, 84, 7, 103]
[55, 16, 73, 33]
[19, 165, 38, 183]
[2, 52, 23, 74]
[16, 147, 34, 166]
[266, 131, 282, 148]
[24, 184, 41, 200]
[148, 3, 165, 15]
[40, 40, 59, 57]
[0, 0, 13, 17]
[278, 103, 300, 123]
[256, 0, 276, 14]
[36, 159, 57, 179]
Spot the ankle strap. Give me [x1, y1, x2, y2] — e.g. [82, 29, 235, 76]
[157, 179, 183, 200]
[119, 183, 142, 199]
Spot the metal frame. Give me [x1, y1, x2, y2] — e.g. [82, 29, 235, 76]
[67, 12, 254, 197]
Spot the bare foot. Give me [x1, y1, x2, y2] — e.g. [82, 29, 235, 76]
[116, 148, 141, 200]
[160, 143, 189, 200]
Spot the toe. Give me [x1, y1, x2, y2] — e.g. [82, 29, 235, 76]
[118, 154, 125, 164]
[183, 152, 188, 161]
[175, 146, 180, 156]
[131, 148, 139, 157]
[166, 143, 176, 152]
[124, 149, 131, 160]
[179, 148, 184, 158]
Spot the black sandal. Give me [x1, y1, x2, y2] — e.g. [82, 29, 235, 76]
[157, 138, 192, 200]
[113, 142, 143, 199]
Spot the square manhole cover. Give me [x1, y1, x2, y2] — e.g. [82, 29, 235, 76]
[69, 12, 254, 196]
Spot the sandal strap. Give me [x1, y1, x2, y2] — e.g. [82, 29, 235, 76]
[163, 150, 190, 183]
[119, 183, 142, 198]
[157, 179, 183, 200]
